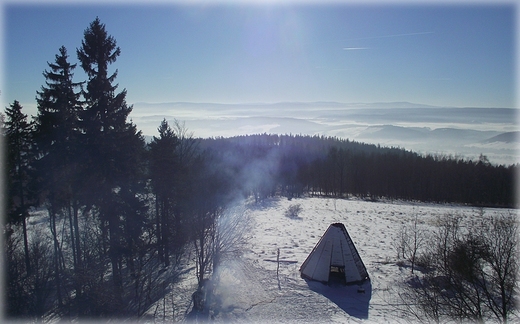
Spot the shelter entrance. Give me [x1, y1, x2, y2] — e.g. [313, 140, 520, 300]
[329, 265, 346, 285]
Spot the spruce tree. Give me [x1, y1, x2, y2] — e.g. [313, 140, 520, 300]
[77, 17, 145, 308]
[34, 45, 83, 308]
[5, 100, 34, 274]
[149, 119, 179, 267]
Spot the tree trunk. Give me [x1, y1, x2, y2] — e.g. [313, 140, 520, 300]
[73, 201, 82, 267]
[108, 216, 123, 306]
[19, 180, 30, 274]
[156, 196, 163, 264]
[22, 212, 30, 274]
[72, 201, 83, 304]
[68, 205, 77, 271]
[162, 199, 170, 267]
[49, 208, 63, 307]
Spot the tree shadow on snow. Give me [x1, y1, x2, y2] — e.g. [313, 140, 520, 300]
[306, 279, 372, 320]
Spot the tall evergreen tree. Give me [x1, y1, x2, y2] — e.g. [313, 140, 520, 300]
[34, 45, 83, 308]
[77, 17, 145, 308]
[5, 100, 34, 274]
[149, 119, 179, 267]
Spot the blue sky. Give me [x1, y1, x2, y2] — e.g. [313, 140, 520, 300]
[3, 2, 517, 115]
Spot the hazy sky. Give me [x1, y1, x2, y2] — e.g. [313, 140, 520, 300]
[3, 1, 517, 113]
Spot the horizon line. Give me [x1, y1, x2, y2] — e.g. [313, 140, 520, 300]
[130, 100, 516, 109]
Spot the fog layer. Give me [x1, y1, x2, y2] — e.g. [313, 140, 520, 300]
[132, 102, 518, 165]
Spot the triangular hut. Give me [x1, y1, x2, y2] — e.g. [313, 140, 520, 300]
[300, 223, 369, 285]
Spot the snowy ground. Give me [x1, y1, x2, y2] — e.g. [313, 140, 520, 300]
[148, 196, 516, 323]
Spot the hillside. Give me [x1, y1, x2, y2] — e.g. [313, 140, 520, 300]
[482, 131, 519, 144]
[200, 134, 516, 207]
[139, 196, 516, 322]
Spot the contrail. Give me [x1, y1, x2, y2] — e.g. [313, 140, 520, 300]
[308, 31, 434, 45]
[347, 31, 434, 41]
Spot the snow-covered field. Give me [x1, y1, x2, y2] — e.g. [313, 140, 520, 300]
[146, 196, 516, 323]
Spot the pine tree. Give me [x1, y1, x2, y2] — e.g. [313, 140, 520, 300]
[77, 17, 145, 308]
[5, 100, 34, 274]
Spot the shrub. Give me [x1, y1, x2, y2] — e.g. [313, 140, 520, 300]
[284, 204, 302, 219]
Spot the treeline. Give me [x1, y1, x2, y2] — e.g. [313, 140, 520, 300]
[200, 133, 516, 207]
[2, 17, 516, 322]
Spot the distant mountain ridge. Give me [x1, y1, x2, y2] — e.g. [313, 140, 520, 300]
[130, 101, 518, 165]
[482, 131, 519, 143]
[133, 101, 444, 109]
